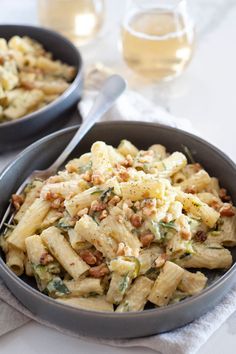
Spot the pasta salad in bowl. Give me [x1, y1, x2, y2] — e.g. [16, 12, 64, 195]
[0, 25, 83, 151]
[1, 137, 235, 312]
[0, 122, 235, 337]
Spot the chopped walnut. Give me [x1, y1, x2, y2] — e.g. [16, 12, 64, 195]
[185, 187, 196, 194]
[155, 254, 167, 268]
[194, 230, 207, 242]
[121, 154, 133, 167]
[66, 165, 78, 173]
[93, 250, 103, 265]
[162, 214, 173, 223]
[118, 170, 130, 182]
[39, 252, 54, 265]
[220, 203, 235, 217]
[99, 209, 108, 220]
[142, 207, 156, 217]
[77, 208, 89, 218]
[140, 233, 154, 247]
[89, 263, 109, 278]
[209, 199, 221, 211]
[51, 198, 64, 209]
[44, 192, 62, 201]
[12, 194, 24, 210]
[91, 173, 105, 185]
[130, 214, 143, 228]
[79, 250, 97, 265]
[90, 200, 106, 212]
[108, 196, 121, 206]
[219, 188, 231, 202]
[81, 170, 92, 182]
[141, 199, 156, 208]
[180, 229, 191, 240]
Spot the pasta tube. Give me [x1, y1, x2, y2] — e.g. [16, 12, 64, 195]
[6, 245, 25, 276]
[176, 191, 220, 228]
[75, 215, 118, 259]
[57, 296, 114, 312]
[148, 261, 184, 306]
[116, 276, 154, 312]
[41, 226, 90, 279]
[178, 270, 207, 295]
[176, 243, 232, 269]
[8, 198, 50, 251]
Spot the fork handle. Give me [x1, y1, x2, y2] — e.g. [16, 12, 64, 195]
[47, 75, 126, 175]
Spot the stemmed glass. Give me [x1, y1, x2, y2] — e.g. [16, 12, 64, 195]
[38, 0, 105, 46]
[121, 0, 195, 82]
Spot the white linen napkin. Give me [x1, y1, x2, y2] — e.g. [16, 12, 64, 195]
[0, 65, 236, 354]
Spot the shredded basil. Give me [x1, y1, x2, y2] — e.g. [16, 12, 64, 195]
[79, 161, 92, 174]
[122, 301, 130, 312]
[88, 292, 99, 297]
[46, 277, 70, 296]
[179, 252, 192, 259]
[181, 145, 196, 164]
[57, 221, 73, 230]
[90, 188, 103, 195]
[207, 246, 223, 250]
[145, 267, 160, 280]
[159, 220, 177, 230]
[100, 187, 114, 203]
[119, 274, 130, 293]
[91, 211, 100, 225]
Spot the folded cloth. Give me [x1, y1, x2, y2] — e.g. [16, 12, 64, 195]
[0, 65, 236, 354]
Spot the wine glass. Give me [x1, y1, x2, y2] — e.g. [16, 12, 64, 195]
[38, 0, 105, 46]
[121, 0, 195, 81]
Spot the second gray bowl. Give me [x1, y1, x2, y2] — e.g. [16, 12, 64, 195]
[0, 24, 83, 151]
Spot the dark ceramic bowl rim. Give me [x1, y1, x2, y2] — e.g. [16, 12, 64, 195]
[0, 121, 236, 318]
[0, 24, 83, 128]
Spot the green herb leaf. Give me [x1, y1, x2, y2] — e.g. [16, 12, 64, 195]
[100, 187, 114, 203]
[182, 145, 196, 164]
[207, 246, 223, 250]
[79, 161, 92, 174]
[46, 277, 70, 296]
[179, 252, 192, 259]
[145, 267, 160, 280]
[90, 188, 103, 195]
[159, 220, 177, 230]
[208, 231, 221, 236]
[57, 221, 73, 230]
[88, 292, 99, 297]
[119, 273, 130, 293]
[91, 211, 100, 225]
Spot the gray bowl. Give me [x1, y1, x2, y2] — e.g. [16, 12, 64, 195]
[0, 121, 235, 339]
[0, 24, 83, 151]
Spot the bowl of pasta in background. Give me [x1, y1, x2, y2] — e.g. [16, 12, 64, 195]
[0, 121, 235, 338]
[0, 24, 83, 151]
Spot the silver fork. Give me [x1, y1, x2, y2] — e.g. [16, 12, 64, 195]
[0, 74, 126, 231]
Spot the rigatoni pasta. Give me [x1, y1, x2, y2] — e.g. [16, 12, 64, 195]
[1, 139, 235, 312]
[0, 35, 76, 123]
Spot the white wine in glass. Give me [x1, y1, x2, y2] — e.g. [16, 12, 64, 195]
[121, 0, 195, 81]
[38, 0, 105, 46]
